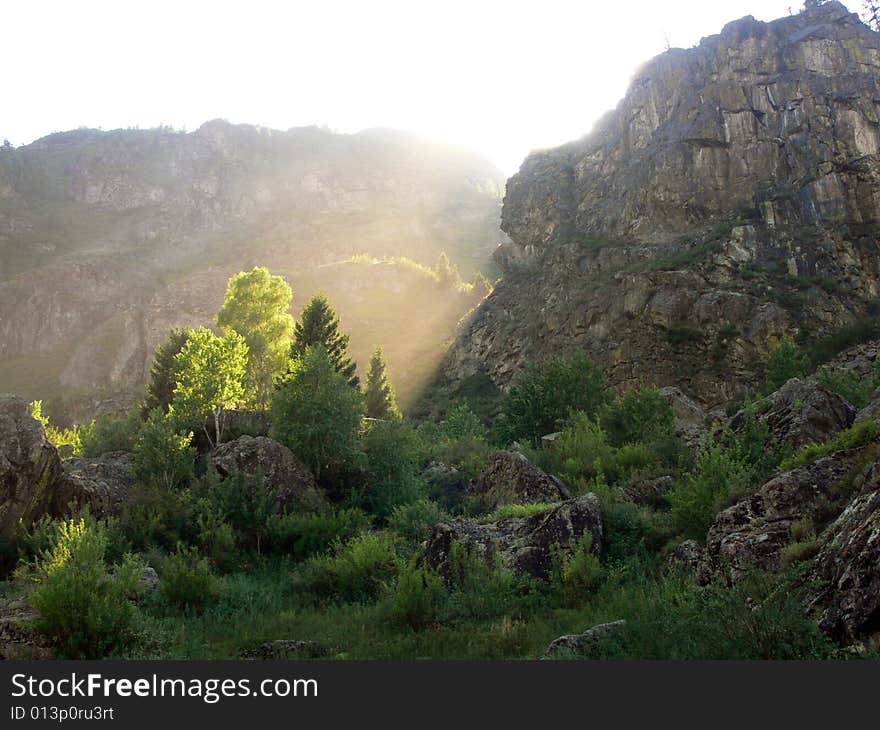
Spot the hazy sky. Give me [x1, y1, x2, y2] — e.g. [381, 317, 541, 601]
[2, 0, 849, 173]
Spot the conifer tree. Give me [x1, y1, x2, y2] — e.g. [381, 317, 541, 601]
[143, 328, 192, 417]
[364, 346, 400, 420]
[291, 294, 359, 387]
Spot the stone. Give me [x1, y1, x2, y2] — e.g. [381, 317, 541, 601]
[468, 450, 569, 510]
[542, 620, 626, 659]
[664, 539, 703, 575]
[139, 566, 160, 594]
[620, 475, 674, 507]
[422, 494, 603, 581]
[54, 452, 134, 517]
[0, 395, 63, 542]
[211, 436, 327, 513]
[659, 386, 710, 447]
[239, 640, 333, 660]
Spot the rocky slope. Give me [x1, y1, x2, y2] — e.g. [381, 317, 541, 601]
[440, 2, 880, 408]
[0, 122, 506, 418]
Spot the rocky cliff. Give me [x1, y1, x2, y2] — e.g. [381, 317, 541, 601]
[441, 2, 880, 408]
[0, 122, 506, 418]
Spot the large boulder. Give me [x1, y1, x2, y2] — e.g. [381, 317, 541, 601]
[809, 460, 880, 644]
[422, 494, 603, 581]
[731, 378, 856, 450]
[659, 386, 709, 447]
[542, 620, 626, 659]
[699, 441, 878, 585]
[211, 435, 327, 513]
[0, 395, 63, 541]
[468, 451, 568, 510]
[54, 452, 134, 517]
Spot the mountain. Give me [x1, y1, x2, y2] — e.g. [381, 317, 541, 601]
[438, 1, 880, 410]
[0, 121, 506, 419]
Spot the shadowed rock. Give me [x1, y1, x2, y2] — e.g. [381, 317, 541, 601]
[468, 451, 569, 510]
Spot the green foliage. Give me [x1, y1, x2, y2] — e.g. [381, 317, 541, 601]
[599, 386, 676, 449]
[216, 266, 294, 408]
[384, 563, 447, 628]
[500, 352, 609, 446]
[132, 409, 195, 491]
[780, 420, 880, 470]
[30, 518, 143, 658]
[29, 400, 83, 458]
[159, 544, 219, 613]
[115, 484, 195, 553]
[480, 502, 557, 522]
[668, 443, 754, 540]
[362, 420, 426, 518]
[291, 293, 359, 388]
[80, 410, 142, 457]
[142, 328, 191, 417]
[193, 471, 273, 553]
[387, 499, 449, 543]
[549, 533, 603, 607]
[364, 346, 400, 420]
[265, 508, 372, 559]
[817, 362, 880, 410]
[271, 345, 364, 480]
[443, 541, 524, 620]
[765, 336, 810, 391]
[806, 316, 880, 367]
[172, 326, 248, 449]
[293, 532, 400, 604]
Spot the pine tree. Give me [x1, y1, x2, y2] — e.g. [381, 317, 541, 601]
[142, 328, 192, 417]
[291, 294, 359, 387]
[364, 346, 400, 420]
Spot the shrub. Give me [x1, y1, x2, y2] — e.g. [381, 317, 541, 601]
[362, 420, 426, 518]
[817, 364, 879, 410]
[132, 409, 195, 491]
[480, 502, 557, 523]
[440, 402, 487, 441]
[80, 410, 142, 457]
[28, 400, 83, 459]
[293, 532, 399, 604]
[159, 544, 219, 613]
[115, 484, 195, 552]
[443, 540, 525, 620]
[765, 337, 810, 391]
[384, 564, 448, 629]
[599, 386, 676, 449]
[387, 499, 448, 543]
[265, 508, 371, 559]
[193, 472, 273, 552]
[538, 413, 615, 486]
[550, 533, 603, 607]
[31, 518, 143, 658]
[780, 420, 880, 470]
[499, 352, 608, 446]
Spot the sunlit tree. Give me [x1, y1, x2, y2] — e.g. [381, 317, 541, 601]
[172, 327, 248, 449]
[291, 294, 358, 388]
[364, 346, 400, 420]
[217, 267, 294, 407]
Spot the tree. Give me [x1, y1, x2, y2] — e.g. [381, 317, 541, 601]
[271, 346, 364, 480]
[142, 328, 192, 417]
[499, 352, 609, 447]
[765, 336, 810, 391]
[133, 409, 195, 490]
[291, 294, 359, 388]
[364, 346, 400, 420]
[172, 327, 248, 449]
[434, 252, 461, 289]
[216, 267, 294, 407]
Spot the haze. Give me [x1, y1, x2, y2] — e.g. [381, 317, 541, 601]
[4, 0, 818, 173]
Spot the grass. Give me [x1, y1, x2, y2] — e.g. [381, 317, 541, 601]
[780, 420, 880, 470]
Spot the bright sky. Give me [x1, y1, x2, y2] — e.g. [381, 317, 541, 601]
[2, 0, 847, 174]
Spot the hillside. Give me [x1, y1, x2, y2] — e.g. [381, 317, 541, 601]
[439, 1, 880, 409]
[0, 122, 505, 419]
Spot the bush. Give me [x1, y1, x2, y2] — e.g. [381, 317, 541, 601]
[193, 471, 273, 552]
[132, 409, 195, 491]
[265, 508, 371, 559]
[480, 503, 556, 523]
[550, 533, 603, 607]
[293, 532, 400, 604]
[599, 386, 676, 449]
[499, 352, 609, 446]
[765, 337, 810, 391]
[780, 420, 880, 470]
[80, 410, 142, 457]
[362, 420, 426, 518]
[384, 563, 447, 629]
[115, 484, 195, 552]
[443, 540, 527, 620]
[31, 518, 143, 658]
[159, 544, 219, 613]
[817, 364, 879, 410]
[387, 499, 448, 544]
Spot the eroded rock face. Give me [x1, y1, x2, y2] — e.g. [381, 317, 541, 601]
[468, 451, 568, 509]
[440, 3, 880, 408]
[422, 494, 603, 581]
[731, 378, 856, 450]
[211, 435, 327, 513]
[55, 452, 134, 517]
[0, 395, 62, 541]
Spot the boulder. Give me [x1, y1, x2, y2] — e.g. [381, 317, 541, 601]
[731, 378, 855, 450]
[664, 539, 703, 575]
[542, 620, 626, 659]
[659, 386, 709, 447]
[0, 395, 63, 541]
[422, 494, 603, 581]
[54, 452, 134, 517]
[699, 442, 877, 585]
[211, 435, 327, 513]
[468, 451, 568, 510]
[620, 475, 674, 507]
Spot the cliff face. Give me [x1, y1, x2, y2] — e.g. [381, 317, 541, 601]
[442, 2, 880, 408]
[0, 122, 506, 418]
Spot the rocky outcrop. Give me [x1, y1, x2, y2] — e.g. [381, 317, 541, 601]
[0, 395, 62, 541]
[440, 3, 880, 408]
[54, 452, 134, 517]
[542, 620, 626, 659]
[664, 539, 703, 576]
[211, 435, 327, 513]
[422, 494, 603, 581]
[731, 378, 856, 449]
[699, 441, 878, 585]
[620, 475, 674, 507]
[468, 451, 568, 509]
[660, 386, 710, 447]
